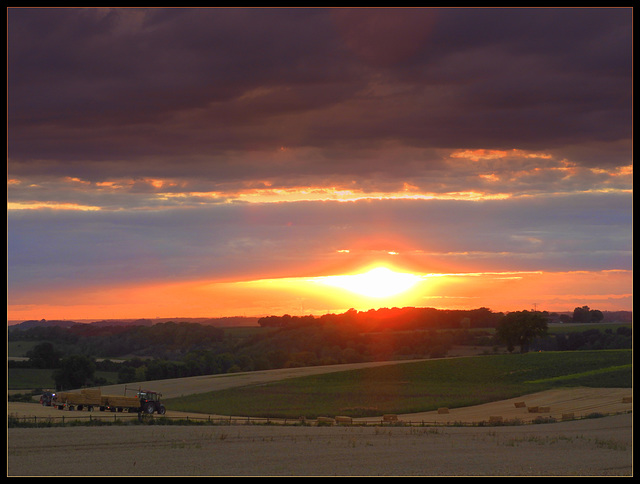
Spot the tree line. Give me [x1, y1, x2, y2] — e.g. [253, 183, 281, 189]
[9, 307, 631, 390]
[8, 321, 225, 359]
[258, 306, 503, 330]
[257, 305, 628, 329]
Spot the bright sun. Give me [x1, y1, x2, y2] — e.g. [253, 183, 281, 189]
[316, 266, 423, 298]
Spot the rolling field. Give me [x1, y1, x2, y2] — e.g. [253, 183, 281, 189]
[162, 350, 631, 418]
[8, 351, 633, 476]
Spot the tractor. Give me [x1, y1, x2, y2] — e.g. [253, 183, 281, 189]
[138, 390, 166, 415]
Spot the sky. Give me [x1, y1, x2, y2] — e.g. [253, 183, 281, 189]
[7, 7, 633, 321]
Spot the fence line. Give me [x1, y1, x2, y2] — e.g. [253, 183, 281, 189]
[9, 410, 629, 428]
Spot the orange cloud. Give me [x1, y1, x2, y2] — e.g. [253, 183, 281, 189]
[7, 201, 101, 211]
[450, 148, 552, 162]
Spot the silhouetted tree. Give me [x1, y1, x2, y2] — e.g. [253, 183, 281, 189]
[496, 310, 548, 353]
[53, 355, 96, 390]
[572, 306, 604, 323]
[26, 342, 62, 368]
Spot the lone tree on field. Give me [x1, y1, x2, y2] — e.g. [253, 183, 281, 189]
[53, 354, 96, 390]
[496, 310, 548, 353]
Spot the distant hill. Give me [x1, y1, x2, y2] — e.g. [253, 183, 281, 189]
[88, 319, 155, 327]
[87, 317, 260, 327]
[9, 319, 81, 331]
[8, 316, 260, 331]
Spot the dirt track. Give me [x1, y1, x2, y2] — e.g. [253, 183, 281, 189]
[75, 358, 438, 399]
[61, 349, 485, 400]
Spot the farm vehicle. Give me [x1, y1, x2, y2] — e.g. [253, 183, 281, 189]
[39, 391, 56, 406]
[51, 387, 166, 415]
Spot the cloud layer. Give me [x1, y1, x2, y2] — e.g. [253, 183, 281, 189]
[9, 8, 631, 185]
[7, 8, 632, 318]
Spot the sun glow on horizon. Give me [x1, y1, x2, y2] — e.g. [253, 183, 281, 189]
[7, 267, 633, 321]
[314, 266, 424, 299]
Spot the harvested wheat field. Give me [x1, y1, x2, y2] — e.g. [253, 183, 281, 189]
[7, 413, 633, 476]
[388, 387, 633, 425]
[8, 360, 633, 477]
[7, 358, 633, 476]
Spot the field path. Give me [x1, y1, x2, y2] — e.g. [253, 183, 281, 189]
[91, 358, 432, 399]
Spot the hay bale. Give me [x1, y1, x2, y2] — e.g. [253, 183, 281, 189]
[316, 417, 335, 426]
[622, 396, 632, 403]
[57, 392, 88, 405]
[81, 388, 101, 399]
[437, 407, 449, 414]
[527, 406, 539, 413]
[335, 416, 352, 425]
[102, 395, 139, 408]
[382, 414, 398, 422]
[514, 401, 526, 408]
[489, 416, 503, 424]
[80, 388, 102, 405]
[562, 413, 574, 421]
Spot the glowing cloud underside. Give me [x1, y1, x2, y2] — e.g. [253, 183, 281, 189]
[315, 267, 423, 298]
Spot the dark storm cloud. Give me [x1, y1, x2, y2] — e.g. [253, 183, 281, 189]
[8, 7, 632, 187]
[8, 9, 353, 154]
[7, 7, 633, 314]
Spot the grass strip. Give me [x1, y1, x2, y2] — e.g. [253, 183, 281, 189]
[525, 364, 632, 385]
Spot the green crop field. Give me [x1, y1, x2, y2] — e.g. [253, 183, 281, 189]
[165, 350, 632, 419]
[7, 368, 57, 390]
[547, 323, 631, 334]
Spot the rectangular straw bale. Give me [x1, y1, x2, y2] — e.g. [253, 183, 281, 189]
[80, 389, 102, 404]
[81, 388, 102, 399]
[335, 416, 352, 425]
[437, 407, 449, 414]
[55, 391, 71, 402]
[58, 392, 87, 405]
[622, 396, 632, 403]
[527, 406, 539, 413]
[514, 401, 526, 408]
[382, 414, 398, 422]
[102, 395, 139, 407]
[316, 417, 335, 426]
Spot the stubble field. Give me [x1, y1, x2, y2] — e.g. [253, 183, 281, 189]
[7, 413, 632, 476]
[8, 358, 633, 476]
